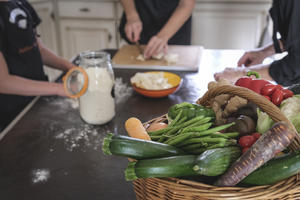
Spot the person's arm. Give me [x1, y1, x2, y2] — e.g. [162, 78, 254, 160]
[36, 36, 75, 72]
[214, 64, 273, 84]
[144, 0, 195, 58]
[237, 40, 285, 67]
[120, 0, 142, 42]
[267, 2, 300, 86]
[0, 52, 66, 97]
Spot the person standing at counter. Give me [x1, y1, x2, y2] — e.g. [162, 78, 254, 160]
[0, 0, 75, 131]
[119, 0, 195, 59]
[214, 0, 300, 86]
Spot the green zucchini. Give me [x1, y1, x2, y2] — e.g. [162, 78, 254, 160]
[193, 146, 241, 176]
[102, 133, 185, 159]
[125, 155, 197, 181]
[241, 151, 300, 185]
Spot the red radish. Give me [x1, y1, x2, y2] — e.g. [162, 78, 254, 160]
[252, 133, 261, 140]
[242, 147, 250, 154]
[238, 135, 256, 148]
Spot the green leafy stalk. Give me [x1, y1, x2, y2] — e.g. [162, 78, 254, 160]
[181, 122, 213, 134]
[102, 133, 114, 155]
[158, 116, 205, 142]
[181, 142, 209, 151]
[165, 132, 195, 146]
[169, 110, 183, 127]
[212, 132, 240, 139]
[179, 137, 227, 147]
[148, 126, 172, 136]
[176, 116, 188, 125]
[193, 122, 235, 137]
[125, 162, 138, 181]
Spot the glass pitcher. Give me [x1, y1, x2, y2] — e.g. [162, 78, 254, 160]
[78, 50, 115, 125]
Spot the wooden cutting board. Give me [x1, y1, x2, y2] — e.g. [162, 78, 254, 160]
[112, 45, 204, 71]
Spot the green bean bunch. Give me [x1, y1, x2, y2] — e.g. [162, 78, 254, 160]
[149, 108, 238, 154]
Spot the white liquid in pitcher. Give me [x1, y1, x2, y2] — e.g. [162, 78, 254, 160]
[79, 67, 115, 125]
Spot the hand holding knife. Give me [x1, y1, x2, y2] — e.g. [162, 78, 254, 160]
[135, 41, 144, 56]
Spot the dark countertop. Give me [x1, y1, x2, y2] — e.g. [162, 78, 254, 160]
[0, 49, 244, 200]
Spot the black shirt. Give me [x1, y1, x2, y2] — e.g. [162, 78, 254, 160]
[0, 0, 47, 131]
[119, 0, 192, 45]
[269, 0, 300, 86]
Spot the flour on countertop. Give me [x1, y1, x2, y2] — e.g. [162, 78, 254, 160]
[54, 124, 111, 151]
[114, 77, 133, 104]
[43, 77, 132, 152]
[46, 97, 79, 109]
[64, 98, 79, 109]
[32, 169, 50, 184]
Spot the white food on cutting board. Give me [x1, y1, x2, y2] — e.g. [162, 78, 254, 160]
[113, 45, 204, 71]
[136, 52, 179, 65]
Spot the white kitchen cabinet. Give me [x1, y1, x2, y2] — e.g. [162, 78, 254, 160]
[116, 2, 127, 48]
[31, 0, 273, 61]
[59, 19, 116, 59]
[192, 1, 271, 49]
[58, 1, 117, 59]
[31, 0, 62, 81]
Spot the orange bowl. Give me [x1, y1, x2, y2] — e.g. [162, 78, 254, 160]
[131, 71, 182, 98]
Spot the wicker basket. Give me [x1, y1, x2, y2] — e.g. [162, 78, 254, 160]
[134, 85, 300, 200]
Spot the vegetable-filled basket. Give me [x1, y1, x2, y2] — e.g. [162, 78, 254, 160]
[133, 85, 300, 200]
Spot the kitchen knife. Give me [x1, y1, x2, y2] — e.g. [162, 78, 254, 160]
[135, 41, 144, 55]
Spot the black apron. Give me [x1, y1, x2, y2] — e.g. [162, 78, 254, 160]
[269, 0, 300, 86]
[0, 0, 47, 131]
[119, 0, 192, 45]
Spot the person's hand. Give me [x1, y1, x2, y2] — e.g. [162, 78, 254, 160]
[144, 35, 168, 59]
[214, 67, 247, 83]
[237, 50, 268, 67]
[125, 18, 143, 43]
[68, 63, 78, 70]
[56, 83, 68, 97]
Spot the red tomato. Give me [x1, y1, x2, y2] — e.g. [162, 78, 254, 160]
[263, 95, 271, 101]
[261, 84, 282, 96]
[238, 135, 256, 148]
[282, 89, 294, 99]
[242, 147, 250, 154]
[252, 133, 261, 140]
[272, 89, 284, 106]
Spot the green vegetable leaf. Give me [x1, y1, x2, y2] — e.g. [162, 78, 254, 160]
[256, 108, 274, 134]
[280, 95, 300, 133]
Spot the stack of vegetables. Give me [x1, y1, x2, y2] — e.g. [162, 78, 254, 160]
[149, 102, 238, 154]
[234, 71, 300, 134]
[235, 71, 294, 106]
[102, 77, 300, 187]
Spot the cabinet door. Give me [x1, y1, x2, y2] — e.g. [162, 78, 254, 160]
[192, 2, 271, 49]
[60, 19, 116, 59]
[116, 2, 127, 48]
[31, 1, 58, 53]
[31, 1, 62, 82]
